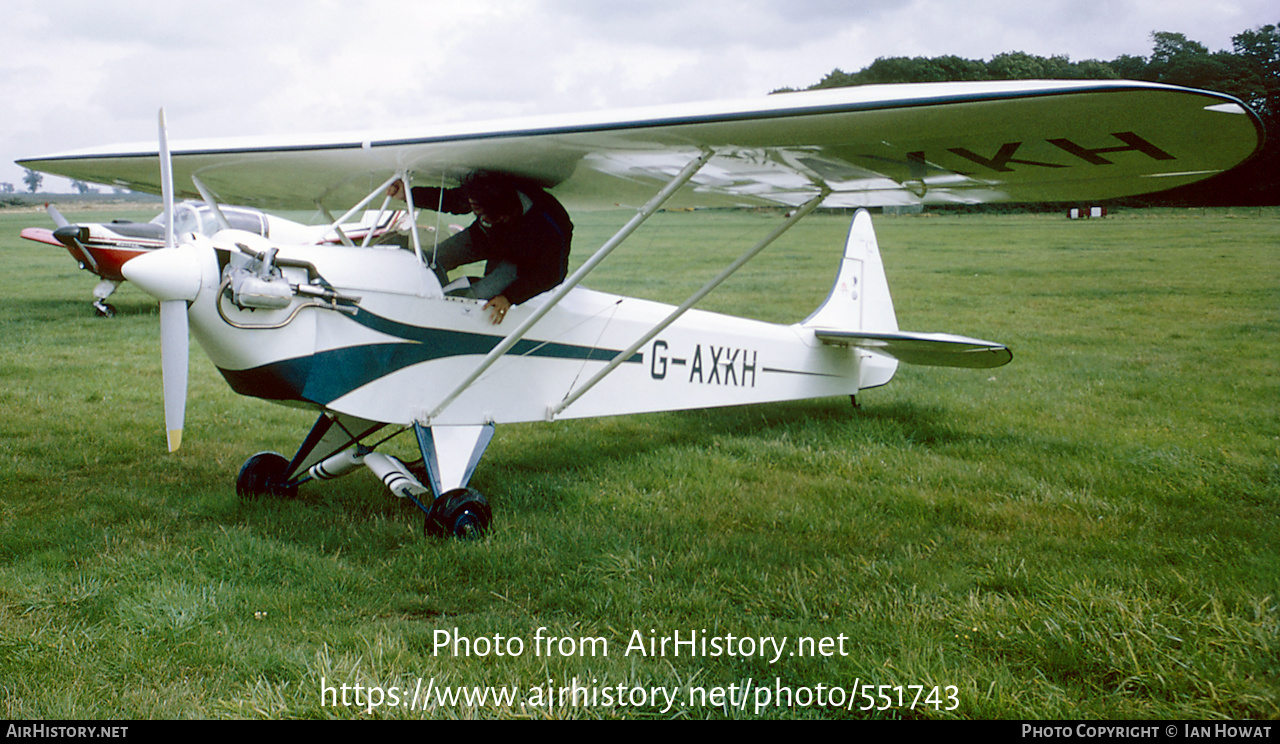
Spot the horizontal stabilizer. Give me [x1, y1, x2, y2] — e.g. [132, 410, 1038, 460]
[814, 329, 1012, 369]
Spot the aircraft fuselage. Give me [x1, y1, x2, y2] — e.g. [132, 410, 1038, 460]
[182, 231, 883, 427]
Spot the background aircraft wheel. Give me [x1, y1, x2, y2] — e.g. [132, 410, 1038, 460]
[93, 302, 117, 318]
[424, 488, 492, 540]
[236, 451, 297, 499]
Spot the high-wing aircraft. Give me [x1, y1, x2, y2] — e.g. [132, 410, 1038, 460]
[18, 80, 1263, 538]
[20, 202, 409, 317]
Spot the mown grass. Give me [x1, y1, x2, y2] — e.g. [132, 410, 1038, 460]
[0, 203, 1276, 719]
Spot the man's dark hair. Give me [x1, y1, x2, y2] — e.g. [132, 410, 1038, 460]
[461, 171, 521, 218]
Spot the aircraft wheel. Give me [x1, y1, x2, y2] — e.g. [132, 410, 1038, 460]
[94, 302, 117, 318]
[236, 451, 297, 499]
[424, 488, 492, 540]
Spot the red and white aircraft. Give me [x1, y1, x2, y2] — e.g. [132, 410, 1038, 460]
[19, 80, 1263, 537]
[21, 201, 409, 316]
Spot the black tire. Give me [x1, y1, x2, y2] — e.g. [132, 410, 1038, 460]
[424, 488, 492, 539]
[236, 451, 297, 499]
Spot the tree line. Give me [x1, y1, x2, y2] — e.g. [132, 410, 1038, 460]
[783, 24, 1279, 205]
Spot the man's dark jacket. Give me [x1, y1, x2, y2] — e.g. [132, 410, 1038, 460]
[410, 183, 573, 305]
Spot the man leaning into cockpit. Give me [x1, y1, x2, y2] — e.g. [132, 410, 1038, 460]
[387, 170, 573, 325]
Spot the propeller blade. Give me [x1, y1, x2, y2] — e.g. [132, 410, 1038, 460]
[158, 108, 187, 452]
[46, 203, 70, 228]
[159, 109, 174, 251]
[160, 299, 188, 452]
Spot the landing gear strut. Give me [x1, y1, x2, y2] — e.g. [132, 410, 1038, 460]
[91, 279, 120, 319]
[235, 416, 495, 540]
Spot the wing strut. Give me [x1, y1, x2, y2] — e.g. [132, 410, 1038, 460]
[316, 203, 355, 247]
[327, 172, 406, 245]
[423, 149, 714, 424]
[550, 187, 830, 418]
[190, 175, 233, 233]
[398, 174, 424, 263]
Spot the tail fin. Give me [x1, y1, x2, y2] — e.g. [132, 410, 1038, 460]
[802, 209, 900, 388]
[803, 209, 1012, 373]
[802, 209, 898, 334]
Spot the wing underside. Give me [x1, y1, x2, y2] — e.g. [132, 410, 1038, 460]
[19, 80, 1263, 211]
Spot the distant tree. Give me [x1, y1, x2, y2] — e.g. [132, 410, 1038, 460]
[1224, 23, 1280, 205]
[1234, 23, 1280, 73]
[1150, 31, 1209, 66]
[1107, 54, 1150, 79]
[23, 168, 42, 194]
[71, 180, 98, 195]
[851, 57, 914, 84]
[864, 57, 939, 84]
[1232, 23, 1280, 119]
[808, 68, 860, 90]
[810, 51, 1117, 90]
[1139, 31, 1238, 94]
[986, 51, 1046, 79]
[933, 55, 991, 81]
[0, 183, 14, 194]
[857, 56, 979, 84]
[1040, 54, 1086, 78]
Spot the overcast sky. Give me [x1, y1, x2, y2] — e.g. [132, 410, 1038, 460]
[4, 0, 1274, 192]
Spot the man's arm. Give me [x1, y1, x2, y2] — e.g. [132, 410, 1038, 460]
[386, 182, 472, 215]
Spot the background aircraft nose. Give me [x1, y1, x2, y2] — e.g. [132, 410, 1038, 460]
[52, 225, 89, 247]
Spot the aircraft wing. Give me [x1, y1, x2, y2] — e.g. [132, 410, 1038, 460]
[18, 80, 1263, 211]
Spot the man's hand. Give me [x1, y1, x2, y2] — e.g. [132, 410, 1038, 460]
[484, 295, 511, 324]
[386, 181, 406, 201]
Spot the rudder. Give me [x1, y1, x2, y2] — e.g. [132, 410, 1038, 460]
[802, 209, 899, 389]
[802, 209, 897, 334]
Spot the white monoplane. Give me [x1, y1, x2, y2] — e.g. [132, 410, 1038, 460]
[19, 80, 1263, 538]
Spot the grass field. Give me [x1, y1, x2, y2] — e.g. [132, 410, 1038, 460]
[0, 203, 1276, 719]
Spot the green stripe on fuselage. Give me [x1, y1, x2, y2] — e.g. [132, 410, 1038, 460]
[219, 307, 642, 406]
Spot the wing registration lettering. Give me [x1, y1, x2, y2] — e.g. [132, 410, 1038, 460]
[947, 131, 1176, 174]
[1046, 131, 1176, 165]
[948, 142, 1068, 173]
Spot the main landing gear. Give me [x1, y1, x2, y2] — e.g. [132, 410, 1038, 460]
[424, 487, 493, 539]
[234, 416, 494, 540]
